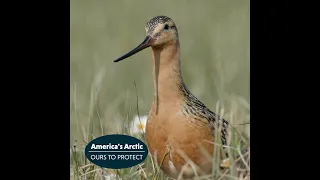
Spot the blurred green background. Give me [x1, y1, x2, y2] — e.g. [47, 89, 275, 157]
[70, 0, 250, 148]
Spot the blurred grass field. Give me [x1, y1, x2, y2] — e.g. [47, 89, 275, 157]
[70, 0, 250, 179]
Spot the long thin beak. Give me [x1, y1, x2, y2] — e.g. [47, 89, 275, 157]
[113, 35, 153, 63]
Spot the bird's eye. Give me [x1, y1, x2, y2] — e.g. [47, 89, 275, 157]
[164, 24, 169, 30]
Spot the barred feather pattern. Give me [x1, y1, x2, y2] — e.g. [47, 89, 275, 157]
[178, 80, 229, 147]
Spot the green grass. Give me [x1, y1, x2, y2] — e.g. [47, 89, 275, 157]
[70, 84, 250, 180]
[70, 0, 249, 179]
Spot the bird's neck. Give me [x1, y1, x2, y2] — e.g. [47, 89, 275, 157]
[151, 41, 185, 108]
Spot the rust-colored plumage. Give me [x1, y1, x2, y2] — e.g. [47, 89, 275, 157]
[114, 16, 230, 179]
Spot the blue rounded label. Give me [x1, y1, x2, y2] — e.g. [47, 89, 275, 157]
[85, 134, 148, 169]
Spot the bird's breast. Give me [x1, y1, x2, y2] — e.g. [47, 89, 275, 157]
[145, 107, 215, 178]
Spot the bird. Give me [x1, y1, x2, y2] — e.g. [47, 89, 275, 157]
[113, 15, 233, 179]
